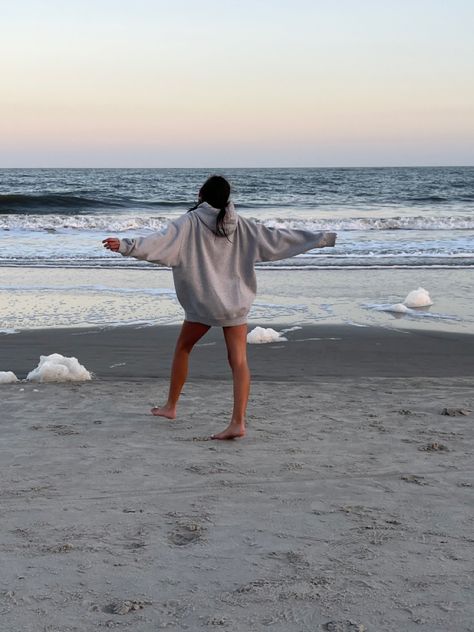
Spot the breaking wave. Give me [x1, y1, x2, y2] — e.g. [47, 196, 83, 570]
[0, 193, 193, 213]
[1, 213, 473, 232]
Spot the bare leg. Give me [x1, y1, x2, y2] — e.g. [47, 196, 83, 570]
[151, 320, 210, 418]
[211, 324, 250, 440]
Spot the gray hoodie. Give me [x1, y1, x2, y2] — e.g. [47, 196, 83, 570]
[118, 202, 336, 327]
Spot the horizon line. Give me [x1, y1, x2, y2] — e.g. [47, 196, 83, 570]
[1, 164, 473, 170]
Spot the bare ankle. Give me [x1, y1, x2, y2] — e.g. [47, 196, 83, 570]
[231, 418, 245, 427]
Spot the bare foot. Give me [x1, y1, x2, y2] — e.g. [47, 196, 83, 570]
[151, 405, 176, 419]
[211, 423, 246, 440]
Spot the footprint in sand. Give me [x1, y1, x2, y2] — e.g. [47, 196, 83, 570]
[324, 622, 366, 632]
[441, 407, 471, 416]
[418, 441, 450, 452]
[42, 542, 74, 553]
[47, 424, 80, 436]
[103, 599, 150, 615]
[282, 462, 304, 471]
[185, 462, 231, 475]
[205, 615, 228, 626]
[401, 474, 429, 485]
[168, 521, 205, 546]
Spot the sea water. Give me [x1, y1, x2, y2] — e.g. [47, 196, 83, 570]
[0, 167, 473, 331]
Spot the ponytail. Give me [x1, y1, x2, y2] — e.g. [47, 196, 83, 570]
[215, 207, 228, 239]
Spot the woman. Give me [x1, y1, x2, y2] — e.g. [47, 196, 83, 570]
[103, 175, 336, 439]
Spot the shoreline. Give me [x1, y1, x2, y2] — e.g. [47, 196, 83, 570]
[2, 323, 474, 380]
[1, 266, 473, 336]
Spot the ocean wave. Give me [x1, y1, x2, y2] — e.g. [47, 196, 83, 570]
[407, 195, 449, 203]
[1, 254, 473, 270]
[0, 193, 129, 212]
[0, 193, 291, 214]
[0, 193, 194, 213]
[2, 262, 472, 271]
[408, 194, 474, 202]
[259, 216, 474, 231]
[1, 214, 473, 232]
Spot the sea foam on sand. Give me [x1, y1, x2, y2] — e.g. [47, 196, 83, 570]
[385, 303, 411, 314]
[372, 287, 434, 314]
[247, 327, 287, 344]
[403, 287, 433, 308]
[27, 354, 92, 383]
[0, 371, 19, 384]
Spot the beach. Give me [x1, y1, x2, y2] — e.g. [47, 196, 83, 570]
[2, 0, 474, 619]
[1, 167, 473, 630]
[1, 324, 473, 631]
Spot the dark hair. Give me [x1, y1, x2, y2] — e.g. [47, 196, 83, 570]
[189, 175, 231, 238]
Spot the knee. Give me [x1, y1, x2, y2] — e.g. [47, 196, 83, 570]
[177, 339, 195, 354]
[227, 353, 248, 371]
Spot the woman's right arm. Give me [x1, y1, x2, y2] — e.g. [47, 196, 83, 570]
[103, 214, 191, 267]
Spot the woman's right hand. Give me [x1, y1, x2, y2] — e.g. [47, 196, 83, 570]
[102, 237, 120, 252]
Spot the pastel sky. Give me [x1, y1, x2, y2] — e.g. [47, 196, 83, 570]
[1, 0, 473, 167]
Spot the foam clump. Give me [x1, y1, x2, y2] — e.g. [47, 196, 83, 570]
[247, 327, 287, 344]
[27, 354, 92, 383]
[385, 303, 410, 314]
[403, 287, 433, 308]
[0, 371, 19, 384]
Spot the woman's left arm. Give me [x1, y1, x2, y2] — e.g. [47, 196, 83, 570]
[253, 224, 337, 263]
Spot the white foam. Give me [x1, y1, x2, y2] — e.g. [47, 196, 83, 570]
[247, 327, 288, 344]
[383, 303, 411, 314]
[403, 287, 433, 308]
[280, 326, 303, 333]
[368, 286, 433, 315]
[0, 371, 19, 384]
[27, 354, 92, 383]
[2, 214, 474, 233]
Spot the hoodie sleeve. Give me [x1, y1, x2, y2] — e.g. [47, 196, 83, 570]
[254, 224, 337, 263]
[118, 213, 190, 267]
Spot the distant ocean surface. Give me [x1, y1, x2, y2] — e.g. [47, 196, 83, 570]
[0, 167, 473, 269]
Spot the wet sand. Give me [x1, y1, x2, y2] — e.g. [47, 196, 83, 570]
[2, 323, 474, 380]
[0, 325, 473, 630]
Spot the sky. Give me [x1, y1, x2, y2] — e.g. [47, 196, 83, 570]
[1, 0, 473, 167]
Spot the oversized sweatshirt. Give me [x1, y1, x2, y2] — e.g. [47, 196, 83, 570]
[118, 202, 336, 326]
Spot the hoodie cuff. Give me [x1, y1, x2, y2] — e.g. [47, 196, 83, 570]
[118, 238, 133, 256]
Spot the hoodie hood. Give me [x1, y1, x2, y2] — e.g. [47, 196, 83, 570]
[192, 201, 238, 236]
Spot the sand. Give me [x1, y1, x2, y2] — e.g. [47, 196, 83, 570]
[1, 325, 473, 631]
[3, 324, 474, 379]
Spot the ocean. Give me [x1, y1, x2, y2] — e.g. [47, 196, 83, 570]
[1, 167, 473, 269]
[0, 167, 473, 332]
